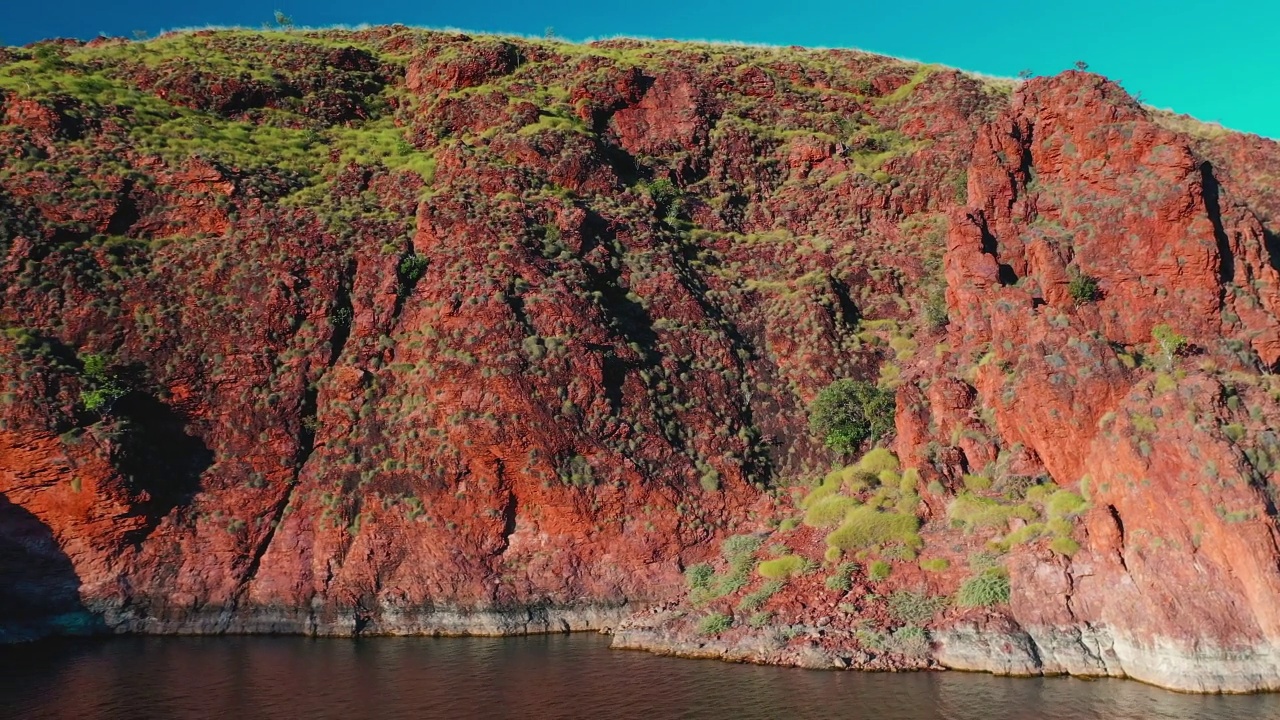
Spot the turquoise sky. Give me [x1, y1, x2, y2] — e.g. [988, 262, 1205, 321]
[3, 1, 1277, 138]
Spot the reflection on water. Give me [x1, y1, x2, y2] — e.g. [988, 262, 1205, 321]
[1, 633, 1277, 720]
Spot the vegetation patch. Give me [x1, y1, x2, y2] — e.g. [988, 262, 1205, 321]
[824, 562, 858, 591]
[803, 494, 858, 527]
[738, 580, 785, 611]
[867, 559, 892, 581]
[826, 506, 921, 551]
[887, 590, 948, 625]
[1068, 270, 1100, 304]
[808, 379, 896, 456]
[1050, 536, 1081, 555]
[956, 568, 1011, 607]
[697, 612, 733, 635]
[948, 493, 1037, 530]
[758, 554, 812, 580]
[919, 557, 950, 572]
[688, 534, 764, 605]
[78, 353, 129, 414]
[888, 626, 930, 656]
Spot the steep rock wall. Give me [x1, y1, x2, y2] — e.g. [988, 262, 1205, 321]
[1, 29, 1279, 692]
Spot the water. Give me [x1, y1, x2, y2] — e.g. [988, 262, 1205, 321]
[2, 633, 1277, 720]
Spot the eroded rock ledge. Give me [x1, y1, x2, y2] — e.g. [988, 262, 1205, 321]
[2, 603, 630, 642]
[615, 613, 1280, 694]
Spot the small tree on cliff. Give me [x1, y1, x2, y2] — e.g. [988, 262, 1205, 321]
[1067, 269, 1100, 304]
[78, 353, 129, 414]
[1151, 324, 1187, 370]
[808, 379, 896, 456]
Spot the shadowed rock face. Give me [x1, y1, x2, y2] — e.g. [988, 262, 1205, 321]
[2, 28, 1280, 692]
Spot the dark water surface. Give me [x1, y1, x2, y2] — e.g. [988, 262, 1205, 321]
[2, 633, 1278, 720]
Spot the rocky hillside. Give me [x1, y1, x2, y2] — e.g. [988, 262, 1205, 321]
[2, 26, 1280, 693]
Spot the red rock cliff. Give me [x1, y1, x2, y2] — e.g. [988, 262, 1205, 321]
[1, 29, 1279, 692]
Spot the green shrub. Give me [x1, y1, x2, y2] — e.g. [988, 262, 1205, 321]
[948, 494, 1037, 530]
[825, 562, 857, 591]
[799, 483, 839, 509]
[1050, 536, 1080, 556]
[962, 474, 992, 491]
[877, 469, 901, 487]
[561, 455, 595, 487]
[888, 625, 930, 656]
[855, 627, 887, 650]
[924, 288, 949, 329]
[1154, 372, 1178, 393]
[78, 353, 129, 413]
[1151, 324, 1186, 369]
[857, 448, 900, 475]
[721, 534, 763, 563]
[685, 563, 714, 593]
[639, 177, 688, 220]
[1046, 491, 1087, 519]
[1024, 485, 1053, 503]
[919, 557, 950, 572]
[879, 543, 918, 562]
[758, 554, 811, 580]
[642, 177, 681, 213]
[1223, 423, 1246, 443]
[956, 569, 1010, 607]
[738, 580, 785, 611]
[747, 611, 773, 628]
[398, 253, 428, 285]
[887, 590, 947, 625]
[845, 469, 880, 492]
[899, 468, 919, 493]
[686, 536, 764, 603]
[1046, 518, 1074, 536]
[826, 506, 920, 551]
[894, 492, 921, 515]
[808, 379, 896, 455]
[868, 560, 892, 581]
[330, 306, 353, 326]
[967, 550, 1002, 572]
[804, 495, 858, 527]
[778, 517, 801, 532]
[1067, 270, 1100, 304]
[698, 612, 732, 635]
[1002, 523, 1044, 547]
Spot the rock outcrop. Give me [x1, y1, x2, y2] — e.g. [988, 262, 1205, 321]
[1, 28, 1279, 693]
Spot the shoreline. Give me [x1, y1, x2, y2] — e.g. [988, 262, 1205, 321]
[0, 602, 633, 645]
[607, 609, 1280, 695]
[6, 604, 1280, 695]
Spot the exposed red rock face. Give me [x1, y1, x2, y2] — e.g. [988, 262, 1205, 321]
[1, 29, 1279, 692]
[919, 72, 1280, 691]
